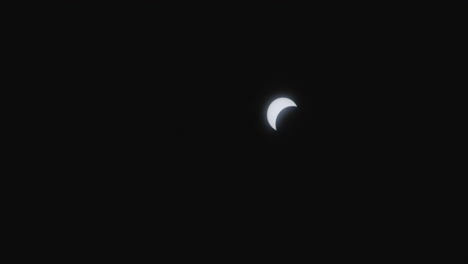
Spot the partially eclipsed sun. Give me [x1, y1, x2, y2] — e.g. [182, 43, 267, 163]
[267, 97, 297, 130]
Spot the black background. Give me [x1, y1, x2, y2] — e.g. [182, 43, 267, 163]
[45, 2, 466, 262]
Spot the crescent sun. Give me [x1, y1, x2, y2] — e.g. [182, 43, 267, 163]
[267, 97, 297, 130]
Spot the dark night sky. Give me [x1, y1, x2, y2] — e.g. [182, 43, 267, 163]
[56, 2, 465, 262]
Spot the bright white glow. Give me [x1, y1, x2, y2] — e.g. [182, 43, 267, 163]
[267, 97, 297, 130]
